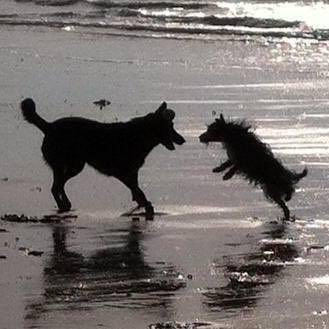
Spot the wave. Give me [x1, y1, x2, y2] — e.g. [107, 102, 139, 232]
[15, 0, 81, 5]
[0, 18, 321, 41]
[6, 0, 329, 41]
[136, 12, 301, 29]
[19, 0, 212, 9]
[85, 0, 211, 10]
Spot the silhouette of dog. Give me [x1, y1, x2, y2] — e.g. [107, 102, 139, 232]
[199, 114, 307, 220]
[21, 99, 185, 219]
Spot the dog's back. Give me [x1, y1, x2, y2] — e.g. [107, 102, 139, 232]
[223, 124, 307, 199]
[42, 114, 163, 175]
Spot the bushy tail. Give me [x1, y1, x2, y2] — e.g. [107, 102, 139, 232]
[21, 98, 49, 134]
[293, 167, 308, 183]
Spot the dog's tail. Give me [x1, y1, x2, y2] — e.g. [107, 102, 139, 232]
[21, 98, 49, 134]
[292, 167, 308, 183]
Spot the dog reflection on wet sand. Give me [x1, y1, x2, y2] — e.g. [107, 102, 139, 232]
[21, 99, 185, 219]
[199, 114, 307, 221]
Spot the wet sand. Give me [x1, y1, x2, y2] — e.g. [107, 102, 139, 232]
[1, 26, 329, 329]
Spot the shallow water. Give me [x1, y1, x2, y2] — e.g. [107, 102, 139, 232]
[1, 23, 329, 329]
[2, 209, 329, 329]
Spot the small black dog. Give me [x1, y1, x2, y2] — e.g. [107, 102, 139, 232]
[199, 114, 307, 220]
[21, 98, 185, 219]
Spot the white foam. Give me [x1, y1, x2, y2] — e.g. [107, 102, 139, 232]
[259, 238, 297, 245]
[266, 259, 324, 266]
[62, 25, 75, 32]
[301, 219, 329, 229]
[307, 275, 329, 285]
[216, 1, 329, 30]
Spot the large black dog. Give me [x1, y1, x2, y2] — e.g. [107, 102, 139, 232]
[21, 99, 185, 219]
[199, 114, 307, 221]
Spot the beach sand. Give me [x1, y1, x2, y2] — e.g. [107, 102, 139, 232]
[1, 26, 329, 329]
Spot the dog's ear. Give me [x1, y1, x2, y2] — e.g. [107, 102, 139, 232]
[220, 113, 225, 123]
[162, 109, 175, 121]
[155, 102, 167, 114]
[155, 102, 175, 121]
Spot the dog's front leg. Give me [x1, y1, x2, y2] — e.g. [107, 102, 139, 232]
[132, 187, 154, 220]
[213, 160, 233, 173]
[118, 173, 154, 220]
[223, 166, 237, 180]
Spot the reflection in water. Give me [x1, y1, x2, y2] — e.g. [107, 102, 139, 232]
[203, 221, 299, 314]
[25, 221, 185, 325]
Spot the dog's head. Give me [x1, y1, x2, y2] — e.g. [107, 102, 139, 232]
[154, 102, 185, 150]
[199, 114, 228, 144]
[199, 114, 253, 144]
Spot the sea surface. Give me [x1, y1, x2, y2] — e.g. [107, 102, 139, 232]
[2, 0, 329, 41]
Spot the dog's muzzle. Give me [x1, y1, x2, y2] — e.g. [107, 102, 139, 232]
[163, 130, 185, 150]
[199, 132, 209, 144]
[173, 131, 185, 145]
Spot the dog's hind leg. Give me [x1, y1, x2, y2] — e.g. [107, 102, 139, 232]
[223, 166, 237, 180]
[213, 160, 232, 173]
[51, 169, 71, 212]
[51, 162, 85, 212]
[118, 173, 154, 220]
[273, 197, 290, 221]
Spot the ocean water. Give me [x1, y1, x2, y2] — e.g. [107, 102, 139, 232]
[2, 0, 329, 41]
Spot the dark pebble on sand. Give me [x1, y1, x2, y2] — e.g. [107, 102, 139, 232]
[30, 186, 42, 192]
[1, 214, 38, 223]
[19, 247, 43, 257]
[93, 99, 111, 110]
[1, 213, 77, 223]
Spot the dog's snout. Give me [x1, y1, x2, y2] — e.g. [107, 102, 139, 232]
[199, 132, 208, 143]
[172, 130, 185, 145]
[175, 134, 185, 145]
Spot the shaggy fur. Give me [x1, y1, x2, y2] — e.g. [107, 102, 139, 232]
[21, 98, 185, 219]
[199, 114, 307, 220]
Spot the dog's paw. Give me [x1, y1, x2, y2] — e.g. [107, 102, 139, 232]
[280, 215, 295, 222]
[223, 173, 233, 180]
[212, 166, 221, 173]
